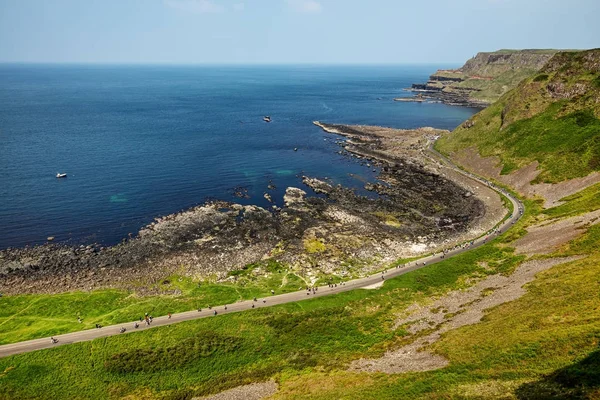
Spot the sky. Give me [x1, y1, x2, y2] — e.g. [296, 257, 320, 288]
[0, 0, 598, 64]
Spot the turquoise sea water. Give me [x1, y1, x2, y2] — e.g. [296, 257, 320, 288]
[0, 64, 477, 249]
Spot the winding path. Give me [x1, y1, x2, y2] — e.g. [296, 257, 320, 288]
[0, 141, 523, 359]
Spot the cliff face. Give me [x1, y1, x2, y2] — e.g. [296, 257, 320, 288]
[411, 49, 559, 107]
[459, 50, 556, 76]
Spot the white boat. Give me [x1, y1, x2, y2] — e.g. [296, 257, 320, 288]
[263, 116, 271, 123]
[56, 173, 67, 178]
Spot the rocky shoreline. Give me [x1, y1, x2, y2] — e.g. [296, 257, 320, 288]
[407, 72, 490, 108]
[1, 123, 502, 296]
[407, 84, 489, 108]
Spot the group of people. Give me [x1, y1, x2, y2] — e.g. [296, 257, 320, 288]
[305, 286, 319, 295]
[140, 313, 153, 326]
[124, 312, 157, 333]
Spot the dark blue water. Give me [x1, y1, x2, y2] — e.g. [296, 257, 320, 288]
[0, 64, 477, 249]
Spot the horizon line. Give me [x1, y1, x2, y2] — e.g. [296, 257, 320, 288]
[0, 61, 462, 67]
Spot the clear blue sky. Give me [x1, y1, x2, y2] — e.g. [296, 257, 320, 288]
[1, 0, 598, 64]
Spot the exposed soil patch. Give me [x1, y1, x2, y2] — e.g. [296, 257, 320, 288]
[362, 281, 384, 290]
[453, 147, 600, 208]
[349, 336, 449, 373]
[349, 256, 582, 374]
[193, 381, 278, 400]
[512, 210, 600, 255]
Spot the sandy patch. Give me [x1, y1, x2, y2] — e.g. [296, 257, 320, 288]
[193, 382, 278, 400]
[512, 209, 600, 255]
[349, 256, 582, 374]
[453, 147, 600, 208]
[362, 281, 384, 290]
[449, 379, 528, 398]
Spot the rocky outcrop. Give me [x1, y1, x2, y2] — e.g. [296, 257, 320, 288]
[0, 123, 489, 296]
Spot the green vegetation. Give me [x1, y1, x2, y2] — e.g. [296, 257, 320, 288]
[2, 205, 599, 399]
[0, 260, 308, 345]
[437, 49, 600, 183]
[303, 237, 327, 254]
[0, 239, 527, 400]
[458, 69, 543, 104]
[430, 49, 559, 104]
[2, 174, 600, 399]
[371, 211, 402, 227]
[493, 49, 561, 55]
[543, 183, 600, 218]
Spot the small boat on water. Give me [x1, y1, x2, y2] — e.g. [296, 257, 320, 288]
[56, 173, 67, 178]
[263, 116, 271, 123]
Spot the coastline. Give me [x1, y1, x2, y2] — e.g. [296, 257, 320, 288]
[1, 120, 503, 296]
[312, 121, 507, 243]
[0, 136, 524, 358]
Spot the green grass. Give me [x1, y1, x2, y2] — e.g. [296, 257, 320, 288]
[0, 240, 525, 400]
[2, 184, 600, 399]
[0, 260, 309, 345]
[559, 223, 600, 256]
[270, 184, 600, 399]
[431, 253, 600, 400]
[438, 102, 600, 183]
[437, 49, 600, 184]
[459, 68, 540, 103]
[543, 182, 600, 218]
[2, 236, 595, 399]
[371, 211, 402, 227]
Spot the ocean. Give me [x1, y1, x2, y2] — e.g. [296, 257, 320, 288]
[0, 64, 478, 249]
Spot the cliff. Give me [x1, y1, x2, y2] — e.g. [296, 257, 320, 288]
[436, 48, 600, 183]
[410, 49, 559, 107]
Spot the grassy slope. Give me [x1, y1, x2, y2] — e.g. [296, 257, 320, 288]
[457, 68, 541, 104]
[0, 242, 524, 400]
[437, 49, 600, 183]
[434, 50, 558, 104]
[2, 187, 600, 399]
[0, 253, 418, 345]
[0, 260, 308, 345]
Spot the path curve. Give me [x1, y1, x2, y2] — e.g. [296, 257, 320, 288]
[0, 141, 523, 359]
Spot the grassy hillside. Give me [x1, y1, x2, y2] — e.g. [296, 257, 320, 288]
[0, 260, 312, 345]
[459, 49, 558, 104]
[437, 49, 600, 183]
[1, 191, 599, 399]
[419, 50, 558, 106]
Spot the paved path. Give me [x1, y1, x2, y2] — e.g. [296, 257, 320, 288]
[0, 143, 523, 359]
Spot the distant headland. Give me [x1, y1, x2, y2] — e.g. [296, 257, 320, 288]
[405, 49, 559, 107]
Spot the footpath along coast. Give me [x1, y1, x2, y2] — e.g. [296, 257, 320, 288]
[0, 139, 523, 359]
